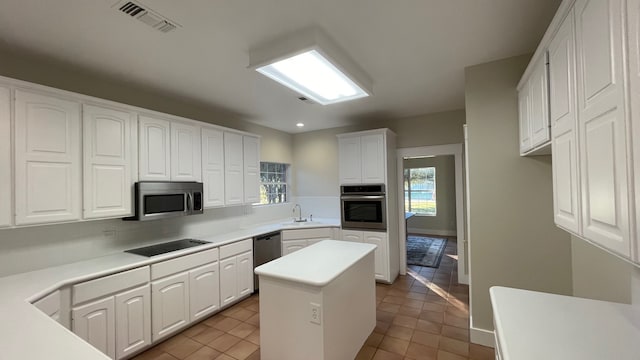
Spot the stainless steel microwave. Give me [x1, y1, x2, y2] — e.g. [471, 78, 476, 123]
[124, 181, 203, 221]
[340, 184, 386, 231]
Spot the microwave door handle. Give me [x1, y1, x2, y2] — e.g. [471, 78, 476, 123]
[186, 193, 192, 213]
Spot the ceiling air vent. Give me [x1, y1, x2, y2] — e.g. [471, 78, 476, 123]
[115, 1, 179, 33]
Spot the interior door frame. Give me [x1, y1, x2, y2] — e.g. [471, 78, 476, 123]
[396, 144, 468, 285]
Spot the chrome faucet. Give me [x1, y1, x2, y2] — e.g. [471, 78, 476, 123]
[293, 204, 307, 222]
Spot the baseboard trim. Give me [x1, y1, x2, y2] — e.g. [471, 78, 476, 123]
[407, 228, 457, 237]
[470, 326, 495, 348]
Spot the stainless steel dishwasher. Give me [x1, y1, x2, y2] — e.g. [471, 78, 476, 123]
[253, 231, 281, 291]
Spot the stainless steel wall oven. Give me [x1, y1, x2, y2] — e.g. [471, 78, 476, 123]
[340, 184, 386, 231]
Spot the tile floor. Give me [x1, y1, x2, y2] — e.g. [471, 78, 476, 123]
[133, 238, 494, 360]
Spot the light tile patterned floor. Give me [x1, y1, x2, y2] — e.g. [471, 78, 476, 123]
[133, 238, 494, 360]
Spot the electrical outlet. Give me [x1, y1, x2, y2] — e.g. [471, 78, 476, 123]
[309, 302, 321, 325]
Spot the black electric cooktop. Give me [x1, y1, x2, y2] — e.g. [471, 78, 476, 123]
[125, 239, 210, 257]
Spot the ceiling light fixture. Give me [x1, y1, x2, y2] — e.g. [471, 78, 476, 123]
[296, 123, 305, 127]
[249, 28, 372, 105]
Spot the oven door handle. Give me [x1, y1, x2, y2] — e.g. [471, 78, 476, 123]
[341, 195, 385, 200]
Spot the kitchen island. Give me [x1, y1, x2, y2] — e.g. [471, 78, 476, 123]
[255, 240, 377, 360]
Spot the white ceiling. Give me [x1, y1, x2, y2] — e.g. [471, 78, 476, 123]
[0, 0, 560, 133]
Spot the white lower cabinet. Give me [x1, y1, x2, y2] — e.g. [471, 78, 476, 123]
[115, 285, 151, 359]
[72, 267, 151, 360]
[151, 272, 190, 341]
[339, 230, 389, 281]
[189, 262, 220, 322]
[219, 239, 253, 307]
[280, 228, 335, 256]
[73, 296, 116, 359]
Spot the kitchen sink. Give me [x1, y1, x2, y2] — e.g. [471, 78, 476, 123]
[281, 220, 324, 227]
[125, 239, 209, 257]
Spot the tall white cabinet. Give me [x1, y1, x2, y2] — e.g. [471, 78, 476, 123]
[0, 86, 10, 228]
[337, 129, 399, 283]
[201, 127, 225, 208]
[14, 90, 81, 225]
[549, 8, 581, 234]
[630, 0, 640, 261]
[575, 0, 630, 257]
[83, 104, 136, 219]
[138, 115, 171, 181]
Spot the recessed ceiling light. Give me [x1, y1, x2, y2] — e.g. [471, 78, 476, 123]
[296, 123, 305, 127]
[249, 28, 372, 106]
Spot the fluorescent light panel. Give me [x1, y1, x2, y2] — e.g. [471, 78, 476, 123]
[256, 49, 369, 105]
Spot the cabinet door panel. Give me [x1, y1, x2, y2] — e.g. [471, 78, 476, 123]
[243, 136, 260, 204]
[361, 134, 386, 184]
[219, 257, 238, 306]
[338, 137, 362, 184]
[14, 90, 81, 224]
[0, 86, 10, 227]
[549, 9, 581, 233]
[171, 122, 201, 181]
[151, 272, 190, 341]
[202, 127, 225, 208]
[282, 239, 307, 256]
[529, 55, 551, 148]
[189, 262, 220, 322]
[139, 115, 171, 181]
[83, 104, 134, 219]
[224, 132, 243, 205]
[72, 297, 116, 359]
[115, 285, 151, 359]
[341, 230, 364, 243]
[518, 86, 531, 153]
[237, 251, 254, 297]
[576, 0, 630, 256]
[364, 232, 388, 281]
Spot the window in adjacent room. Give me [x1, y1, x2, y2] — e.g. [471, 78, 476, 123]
[404, 167, 436, 216]
[260, 162, 289, 205]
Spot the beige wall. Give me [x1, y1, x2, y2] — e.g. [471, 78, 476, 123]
[292, 110, 466, 197]
[0, 47, 293, 164]
[571, 236, 634, 303]
[404, 156, 457, 234]
[464, 55, 573, 333]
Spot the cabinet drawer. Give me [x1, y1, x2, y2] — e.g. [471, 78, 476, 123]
[151, 248, 218, 280]
[73, 267, 149, 305]
[219, 239, 252, 259]
[282, 228, 334, 240]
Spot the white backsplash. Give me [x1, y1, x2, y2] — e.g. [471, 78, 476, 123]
[0, 203, 292, 277]
[293, 196, 340, 219]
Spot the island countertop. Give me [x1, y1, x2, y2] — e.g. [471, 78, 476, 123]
[255, 240, 377, 287]
[490, 286, 640, 360]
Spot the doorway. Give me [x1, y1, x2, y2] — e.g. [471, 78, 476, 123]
[396, 144, 468, 284]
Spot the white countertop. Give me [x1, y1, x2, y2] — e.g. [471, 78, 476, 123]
[0, 218, 339, 360]
[254, 240, 376, 287]
[490, 286, 640, 360]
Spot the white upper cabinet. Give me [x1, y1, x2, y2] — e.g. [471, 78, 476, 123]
[224, 132, 244, 205]
[171, 121, 201, 182]
[83, 104, 136, 219]
[549, 8, 582, 234]
[14, 90, 81, 225]
[243, 135, 260, 204]
[575, 0, 630, 257]
[201, 127, 225, 208]
[0, 86, 10, 227]
[139, 115, 171, 181]
[518, 53, 551, 155]
[361, 134, 386, 184]
[628, 0, 640, 261]
[338, 136, 362, 184]
[338, 130, 388, 185]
